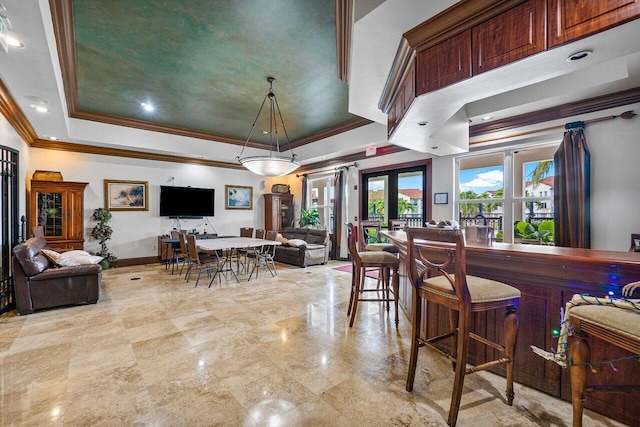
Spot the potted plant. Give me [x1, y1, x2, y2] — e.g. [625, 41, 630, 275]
[91, 208, 117, 269]
[298, 209, 321, 228]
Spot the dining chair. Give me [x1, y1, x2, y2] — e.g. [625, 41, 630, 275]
[186, 234, 221, 287]
[177, 231, 192, 277]
[345, 222, 399, 327]
[405, 227, 520, 427]
[254, 229, 266, 239]
[360, 220, 398, 253]
[246, 230, 278, 280]
[567, 282, 640, 427]
[388, 219, 407, 231]
[169, 230, 186, 273]
[237, 227, 255, 272]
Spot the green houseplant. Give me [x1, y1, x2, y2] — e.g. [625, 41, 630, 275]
[91, 208, 117, 268]
[298, 209, 321, 228]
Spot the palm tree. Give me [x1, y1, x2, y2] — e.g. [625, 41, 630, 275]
[528, 160, 553, 186]
[398, 198, 414, 215]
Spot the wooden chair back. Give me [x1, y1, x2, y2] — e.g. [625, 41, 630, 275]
[389, 219, 407, 231]
[255, 229, 266, 239]
[406, 227, 470, 308]
[359, 220, 382, 251]
[240, 227, 254, 238]
[345, 222, 361, 264]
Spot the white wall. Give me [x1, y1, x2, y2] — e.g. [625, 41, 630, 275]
[28, 149, 265, 259]
[0, 114, 31, 220]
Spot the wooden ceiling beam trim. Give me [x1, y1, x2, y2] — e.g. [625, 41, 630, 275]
[0, 78, 39, 145]
[31, 138, 245, 170]
[49, 0, 79, 117]
[335, 0, 353, 83]
[295, 144, 408, 174]
[470, 86, 640, 137]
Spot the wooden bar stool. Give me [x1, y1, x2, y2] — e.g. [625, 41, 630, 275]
[568, 282, 640, 427]
[405, 227, 520, 427]
[346, 222, 400, 327]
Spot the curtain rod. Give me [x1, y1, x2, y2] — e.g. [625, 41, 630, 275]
[296, 162, 357, 177]
[471, 110, 636, 145]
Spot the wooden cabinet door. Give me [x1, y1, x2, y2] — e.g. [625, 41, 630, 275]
[472, 0, 547, 75]
[416, 30, 472, 95]
[549, 0, 640, 47]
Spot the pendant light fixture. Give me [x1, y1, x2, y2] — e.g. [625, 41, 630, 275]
[237, 77, 300, 176]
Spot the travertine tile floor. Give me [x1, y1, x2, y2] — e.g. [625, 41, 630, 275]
[0, 261, 625, 426]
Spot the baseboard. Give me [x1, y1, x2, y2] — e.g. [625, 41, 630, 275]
[115, 256, 160, 267]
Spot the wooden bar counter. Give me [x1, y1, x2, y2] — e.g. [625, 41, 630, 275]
[382, 230, 640, 426]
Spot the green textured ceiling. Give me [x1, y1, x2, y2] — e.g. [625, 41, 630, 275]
[72, 0, 358, 146]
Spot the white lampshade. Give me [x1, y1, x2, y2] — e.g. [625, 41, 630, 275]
[237, 77, 299, 177]
[239, 156, 300, 177]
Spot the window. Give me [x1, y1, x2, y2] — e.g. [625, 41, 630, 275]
[361, 163, 428, 227]
[457, 144, 557, 244]
[308, 175, 335, 232]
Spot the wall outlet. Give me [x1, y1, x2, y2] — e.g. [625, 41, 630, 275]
[152, 245, 157, 251]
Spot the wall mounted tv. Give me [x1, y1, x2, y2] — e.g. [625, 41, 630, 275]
[159, 185, 215, 218]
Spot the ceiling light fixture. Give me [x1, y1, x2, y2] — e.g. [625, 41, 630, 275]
[482, 115, 492, 121]
[6, 36, 24, 48]
[140, 102, 154, 112]
[237, 77, 299, 177]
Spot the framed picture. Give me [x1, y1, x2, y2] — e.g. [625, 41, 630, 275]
[104, 180, 148, 211]
[434, 192, 448, 205]
[225, 185, 253, 210]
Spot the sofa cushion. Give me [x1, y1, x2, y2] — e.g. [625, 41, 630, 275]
[305, 230, 327, 245]
[286, 239, 307, 247]
[13, 237, 51, 276]
[42, 249, 80, 267]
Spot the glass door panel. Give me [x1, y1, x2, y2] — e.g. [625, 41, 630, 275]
[367, 175, 388, 225]
[37, 191, 63, 237]
[398, 170, 424, 227]
[310, 176, 334, 232]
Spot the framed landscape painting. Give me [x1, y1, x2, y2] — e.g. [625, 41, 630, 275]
[104, 180, 148, 211]
[225, 185, 253, 210]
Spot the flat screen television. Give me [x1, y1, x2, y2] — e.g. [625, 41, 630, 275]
[159, 185, 215, 217]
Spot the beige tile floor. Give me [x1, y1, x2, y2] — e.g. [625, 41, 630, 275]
[0, 261, 626, 426]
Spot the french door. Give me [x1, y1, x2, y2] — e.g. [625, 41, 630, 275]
[1, 146, 19, 314]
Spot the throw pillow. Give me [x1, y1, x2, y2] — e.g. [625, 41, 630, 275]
[275, 233, 288, 244]
[65, 251, 103, 265]
[286, 239, 307, 247]
[41, 249, 80, 267]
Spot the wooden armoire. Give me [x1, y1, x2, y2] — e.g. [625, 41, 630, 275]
[264, 193, 293, 232]
[28, 179, 88, 251]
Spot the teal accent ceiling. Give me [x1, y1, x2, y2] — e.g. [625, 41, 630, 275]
[72, 0, 358, 145]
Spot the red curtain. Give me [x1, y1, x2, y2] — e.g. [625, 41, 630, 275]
[553, 122, 591, 248]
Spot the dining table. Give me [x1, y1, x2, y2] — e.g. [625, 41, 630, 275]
[196, 236, 281, 282]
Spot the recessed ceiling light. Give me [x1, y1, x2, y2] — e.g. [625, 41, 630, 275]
[417, 121, 428, 126]
[29, 104, 49, 113]
[566, 50, 592, 62]
[140, 102, 154, 112]
[49, 136, 58, 141]
[6, 36, 24, 48]
[482, 115, 492, 121]
[262, 130, 269, 134]
[431, 146, 438, 150]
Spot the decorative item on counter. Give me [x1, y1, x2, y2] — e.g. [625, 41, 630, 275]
[271, 183, 290, 193]
[426, 219, 459, 230]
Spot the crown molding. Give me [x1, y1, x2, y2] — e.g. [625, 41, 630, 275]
[31, 138, 244, 170]
[289, 117, 373, 149]
[295, 144, 408, 174]
[0, 78, 38, 145]
[336, 0, 353, 83]
[469, 86, 640, 137]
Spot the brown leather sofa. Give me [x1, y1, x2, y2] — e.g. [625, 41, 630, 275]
[274, 227, 330, 267]
[12, 237, 102, 315]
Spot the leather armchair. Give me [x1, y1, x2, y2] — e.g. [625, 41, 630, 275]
[12, 237, 102, 315]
